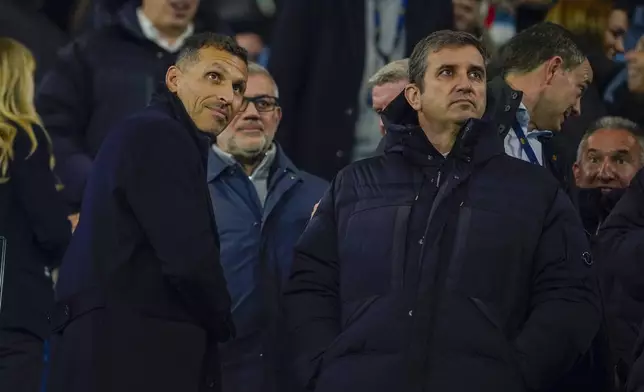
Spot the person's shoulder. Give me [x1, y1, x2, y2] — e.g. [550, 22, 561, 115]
[104, 104, 186, 149]
[298, 171, 329, 191]
[489, 154, 561, 197]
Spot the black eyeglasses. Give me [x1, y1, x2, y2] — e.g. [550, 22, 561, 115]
[242, 95, 280, 113]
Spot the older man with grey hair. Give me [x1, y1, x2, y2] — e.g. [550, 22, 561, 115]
[208, 62, 328, 392]
[575, 115, 644, 236]
[368, 58, 409, 136]
[574, 116, 644, 196]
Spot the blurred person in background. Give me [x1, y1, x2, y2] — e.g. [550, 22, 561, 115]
[209, 63, 327, 392]
[46, 33, 244, 392]
[453, 0, 497, 55]
[606, 6, 628, 60]
[0, 0, 67, 83]
[573, 116, 644, 391]
[36, 0, 228, 216]
[215, 0, 281, 65]
[268, 0, 454, 181]
[608, 35, 644, 127]
[0, 37, 71, 392]
[369, 58, 409, 136]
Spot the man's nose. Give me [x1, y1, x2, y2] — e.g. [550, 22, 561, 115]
[218, 81, 236, 104]
[572, 98, 582, 116]
[455, 73, 474, 92]
[616, 37, 625, 54]
[597, 159, 616, 180]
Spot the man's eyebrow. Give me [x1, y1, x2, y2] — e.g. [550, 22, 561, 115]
[469, 65, 486, 74]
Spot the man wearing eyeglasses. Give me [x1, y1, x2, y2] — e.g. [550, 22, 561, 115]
[207, 62, 328, 392]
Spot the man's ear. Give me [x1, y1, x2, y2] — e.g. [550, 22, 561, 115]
[572, 161, 582, 186]
[404, 84, 422, 111]
[166, 65, 181, 93]
[544, 56, 564, 85]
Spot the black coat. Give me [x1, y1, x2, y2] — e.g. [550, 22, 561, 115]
[267, 0, 454, 181]
[599, 169, 644, 391]
[36, 1, 228, 213]
[0, 123, 71, 339]
[283, 94, 600, 392]
[46, 89, 233, 392]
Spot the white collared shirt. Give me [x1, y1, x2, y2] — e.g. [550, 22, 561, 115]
[136, 8, 194, 53]
[503, 102, 552, 166]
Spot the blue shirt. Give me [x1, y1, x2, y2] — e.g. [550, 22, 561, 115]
[503, 103, 552, 166]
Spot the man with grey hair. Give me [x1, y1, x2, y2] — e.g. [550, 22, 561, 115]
[284, 29, 597, 392]
[207, 62, 328, 392]
[574, 116, 644, 194]
[369, 58, 409, 135]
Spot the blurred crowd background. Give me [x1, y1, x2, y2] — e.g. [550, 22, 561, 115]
[1, 0, 643, 188]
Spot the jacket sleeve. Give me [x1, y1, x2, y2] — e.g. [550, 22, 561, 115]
[36, 40, 94, 212]
[598, 168, 644, 301]
[12, 125, 72, 268]
[123, 124, 233, 341]
[283, 176, 341, 389]
[513, 188, 601, 391]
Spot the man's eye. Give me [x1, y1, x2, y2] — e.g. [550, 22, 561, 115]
[469, 71, 483, 80]
[589, 157, 599, 164]
[439, 69, 452, 76]
[233, 83, 245, 94]
[207, 73, 221, 82]
[256, 99, 270, 109]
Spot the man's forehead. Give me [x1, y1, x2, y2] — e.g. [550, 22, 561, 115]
[428, 46, 485, 68]
[245, 73, 275, 96]
[194, 47, 247, 73]
[588, 128, 638, 148]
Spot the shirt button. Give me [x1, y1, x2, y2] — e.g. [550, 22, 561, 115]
[427, 155, 433, 160]
[504, 105, 511, 112]
[253, 222, 260, 227]
[497, 124, 505, 133]
[511, 92, 518, 99]
[156, 52, 163, 59]
[336, 150, 345, 158]
[418, 238, 424, 245]
[344, 107, 354, 116]
[289, 175, 296, 180]
[259, 353, 264, 357]
[408, 310, 413, 316]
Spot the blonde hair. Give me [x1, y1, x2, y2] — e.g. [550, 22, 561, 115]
[0, 37, 58, 186]
[545, 0, 613, 47]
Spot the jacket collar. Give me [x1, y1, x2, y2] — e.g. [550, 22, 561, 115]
[381, 92, 504, 166]
[207, 143, 298, 183]
[149, 87, 213, 165]
[485, 76, 524, 138]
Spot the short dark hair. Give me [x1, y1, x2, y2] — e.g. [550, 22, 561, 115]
[408, 30, 487, 91]
[499, 22, 586, 75]
[176, 32, 248, 68]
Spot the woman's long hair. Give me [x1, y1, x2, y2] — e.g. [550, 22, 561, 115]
[0, 37, 58, 186]
[545, 0, 613, 54]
